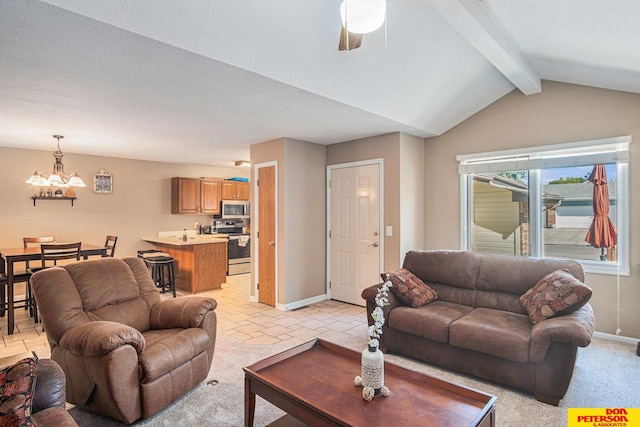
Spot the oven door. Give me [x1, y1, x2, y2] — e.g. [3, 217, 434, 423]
[227, 234, 250, 275]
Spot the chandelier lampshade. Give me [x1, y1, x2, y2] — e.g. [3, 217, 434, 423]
[67, 173, 86, 187]
[26, 135, 86, 188]
[340, 0, 386, 34]
[25, 171, 49, 186]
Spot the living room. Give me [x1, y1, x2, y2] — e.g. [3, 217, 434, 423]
[1, 1, 639, 426]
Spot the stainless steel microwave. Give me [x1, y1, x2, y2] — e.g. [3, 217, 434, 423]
[221, 200, 250, 218]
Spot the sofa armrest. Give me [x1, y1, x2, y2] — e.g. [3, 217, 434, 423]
[529, 303, 595, 362]
[59, 321, 145, 357]
[362, 283, 404, 313]
[150, 297, 217, 329]
[33, 359, 66, 412]
[361, 283, 404, 351]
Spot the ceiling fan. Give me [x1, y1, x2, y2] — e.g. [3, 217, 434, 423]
[338, 0, 387, 51]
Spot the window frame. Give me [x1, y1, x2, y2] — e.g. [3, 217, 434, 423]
[458, 136, 630, 276]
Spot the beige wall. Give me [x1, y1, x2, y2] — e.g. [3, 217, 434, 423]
[326, 133, 402, 271]
[283, 139, 327, 304]
[249, 138, 326, 307]
[399, 133, 425, 264]
[424, 81, 640, 338]
[326, 132, 425, 270]
[0, 146, 247, 258]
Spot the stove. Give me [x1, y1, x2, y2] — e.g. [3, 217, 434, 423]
[215, 219, 246, 235]
[215, 220, 250, 275]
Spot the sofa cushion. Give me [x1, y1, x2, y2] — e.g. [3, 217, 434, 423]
[0, 357, 37, 427]
[383, 269, 438, 308]
[519, 269, 593, 324]
[139, 328, 211, 383]
[388, 301, 473, 343]
[477, 253, 585, 296]
[32, 406, 79, 427]
[449, 308, 532, 363]
[403, 250, 482, 291]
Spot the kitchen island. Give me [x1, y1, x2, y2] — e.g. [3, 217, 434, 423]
[141, 235, 228, 293]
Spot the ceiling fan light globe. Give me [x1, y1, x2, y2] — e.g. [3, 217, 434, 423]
[340, 0, 386, 34]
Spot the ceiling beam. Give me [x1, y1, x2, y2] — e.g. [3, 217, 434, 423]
[430, 0, 541, 95]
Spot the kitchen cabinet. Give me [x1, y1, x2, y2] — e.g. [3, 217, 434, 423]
[221, 180, 250, 200]
[171, 177, 222, 214]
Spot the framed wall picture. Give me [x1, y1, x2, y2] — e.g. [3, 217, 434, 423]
[94, 168, 113, 193]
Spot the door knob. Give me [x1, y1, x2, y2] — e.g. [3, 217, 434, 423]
[368, 242, 379, 247]
[268, 241, 276, 246]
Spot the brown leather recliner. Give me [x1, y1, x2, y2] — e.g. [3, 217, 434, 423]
[30, 257, 217, 424]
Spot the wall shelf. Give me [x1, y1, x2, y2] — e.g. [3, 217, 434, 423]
[31, 196, 76, 207]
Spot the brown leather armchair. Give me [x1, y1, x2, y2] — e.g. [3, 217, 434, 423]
[30, 257, 217, 424]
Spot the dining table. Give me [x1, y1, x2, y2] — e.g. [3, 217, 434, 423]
[0, 243, 107, 335]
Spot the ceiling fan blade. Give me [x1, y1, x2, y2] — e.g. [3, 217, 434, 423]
[338, 26, 362, 51]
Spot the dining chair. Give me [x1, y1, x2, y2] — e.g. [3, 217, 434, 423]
[32, 242, 81, 324]
[0, 236, 57, 319]
[0, 266, 33, 318]
[24, 236, 57, 272]
[39, 242, 82, 269]
[21, 236, 57, 318]
[104, 235, 118, 257]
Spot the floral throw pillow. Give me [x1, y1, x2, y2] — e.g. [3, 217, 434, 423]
[519, 269, 593, 324]
[0, 357, 38, 427]
[382, 268, 438, 308]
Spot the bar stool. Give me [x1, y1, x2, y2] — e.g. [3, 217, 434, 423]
[137, 249, 162, 258]
[143, 256, 176, 298]
[140, 251, 170, 284]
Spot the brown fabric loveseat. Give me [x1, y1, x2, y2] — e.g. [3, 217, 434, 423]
[362, 250, 595, 405]
[30, 257, 218, 424]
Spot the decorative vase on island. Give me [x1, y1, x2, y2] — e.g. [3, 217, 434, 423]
[361, 345, 384, 392]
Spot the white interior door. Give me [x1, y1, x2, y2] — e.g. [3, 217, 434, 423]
[329, 163, 382, 306]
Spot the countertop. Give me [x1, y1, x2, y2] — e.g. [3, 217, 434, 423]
[142, 234, 228, 246]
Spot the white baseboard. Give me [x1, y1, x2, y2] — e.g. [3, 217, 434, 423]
[276, 294, 327, 311]
[249, 295, 258, 303]
[593, 331, 639, 345]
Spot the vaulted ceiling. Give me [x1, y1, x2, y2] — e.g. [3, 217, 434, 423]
[1, 0, 638, 166]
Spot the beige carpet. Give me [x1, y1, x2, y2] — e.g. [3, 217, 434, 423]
[69, 333, 640, 426]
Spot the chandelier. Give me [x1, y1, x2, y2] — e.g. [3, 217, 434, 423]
[26, 135, 86, 188]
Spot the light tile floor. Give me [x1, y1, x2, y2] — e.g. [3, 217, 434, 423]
[1, 274, 368, 359]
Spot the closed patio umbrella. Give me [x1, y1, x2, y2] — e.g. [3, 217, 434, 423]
[584, 164, 617, 261]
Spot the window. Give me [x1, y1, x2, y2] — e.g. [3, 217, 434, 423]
[458, 136, 630, 275]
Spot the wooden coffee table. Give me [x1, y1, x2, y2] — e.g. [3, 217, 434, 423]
[244, 339, 496, 427]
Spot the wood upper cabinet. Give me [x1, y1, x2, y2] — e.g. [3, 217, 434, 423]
[171, 177, 222, 214]
[221, 180, 250, 200]
[200, 178, 222, 213]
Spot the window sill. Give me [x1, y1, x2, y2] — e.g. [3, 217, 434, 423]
[581, 260, 629, 276]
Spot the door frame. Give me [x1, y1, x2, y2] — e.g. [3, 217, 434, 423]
[326, 159, 384, 299]
[252, 160, 278, 305]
